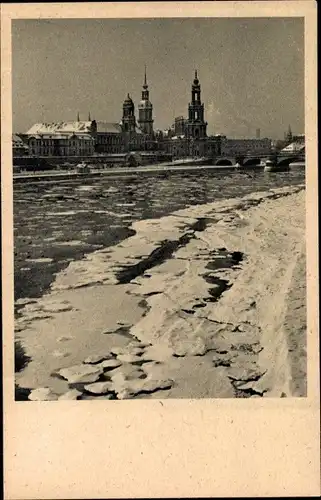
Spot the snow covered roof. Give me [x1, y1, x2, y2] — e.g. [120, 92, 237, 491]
[13, 134, 24, 145]
[281, 142, 305, 153]
[171, 135, 186, 140]
[95, 121, 122, 134]
[28, 133, 94, 140]
[13, 134, 28, 148]
[26, 121, 93, 135]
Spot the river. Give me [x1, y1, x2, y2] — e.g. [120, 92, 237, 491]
[14, 167, 305, 303]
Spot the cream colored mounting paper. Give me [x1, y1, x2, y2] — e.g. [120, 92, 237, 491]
[2, 1, 319, 499]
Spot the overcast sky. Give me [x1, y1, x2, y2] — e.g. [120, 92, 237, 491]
[12, 17, 304, 139]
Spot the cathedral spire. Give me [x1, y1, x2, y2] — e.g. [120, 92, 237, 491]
[143, 65, 148, 89]
[77, 112, 80, 122]
[187, 70, 207, 139]
[193, 69, 199, 86]
[286, 124, 293, 142]
[138, 65, 153, 136]
[88, 111, 91, 121]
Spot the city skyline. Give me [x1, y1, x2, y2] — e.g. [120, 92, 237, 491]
[12, 17, 304, 139]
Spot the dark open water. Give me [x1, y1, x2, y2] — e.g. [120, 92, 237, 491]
[13, 168, 305, 301]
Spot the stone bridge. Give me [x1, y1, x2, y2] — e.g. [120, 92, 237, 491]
[213, 153, 304, 167]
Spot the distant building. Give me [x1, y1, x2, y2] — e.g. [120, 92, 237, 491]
[27, 120, 95, 136]
[120, 94, 145, 152]
[162, 71, 220, 158]
[26, 121, 95, 156]
[12, 134, 29, 156]
[281, 141, 305, 153]
[220, 137, 272, 156]
[281, 129, 305, 153]
[160, 72, 271, 160]
[174, 116, 187, 137]
[185, 70, 207, 139]
[23, 69, 158, 157]
[94, 71, 158, 154]
[292, 134, 305, 144]
[94, 121, 123, 154]
[273, 132, 305, 153]
[21, 68, 275, 160]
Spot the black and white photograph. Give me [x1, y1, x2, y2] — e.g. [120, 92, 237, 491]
[12, 15, 308, 402]
[2, 2, 319, 499]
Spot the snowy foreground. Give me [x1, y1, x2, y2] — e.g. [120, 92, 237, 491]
[15, 184, 306, 400]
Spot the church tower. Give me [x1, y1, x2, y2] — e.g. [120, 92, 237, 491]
[285, 124, 293, 143]
[185, 70, 207, 139]
[138, 66, 154, 136]
[122, 94, 136, 133]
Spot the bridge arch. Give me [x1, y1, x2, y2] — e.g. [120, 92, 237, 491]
[277, 156, 299, 166]
[215, 158, 234, 166]
[242, 157, 261, 166]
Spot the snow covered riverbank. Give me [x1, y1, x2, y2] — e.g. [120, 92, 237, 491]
[15, 184, 306, 400]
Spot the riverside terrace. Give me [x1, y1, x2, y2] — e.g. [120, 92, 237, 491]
[12, 150, 305, 173]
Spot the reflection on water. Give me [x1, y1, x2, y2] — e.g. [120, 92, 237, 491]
[14, 168, 305, 301]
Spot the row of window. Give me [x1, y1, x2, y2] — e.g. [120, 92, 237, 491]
[98, 136, 122, 145]
[30, 147, 94, 156]
[224, 141, 271, 148]
[29, 140, 93, 147]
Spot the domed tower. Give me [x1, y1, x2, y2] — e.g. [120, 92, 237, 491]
[186, 70, 207, 139]
[122, 94, 136, 133]
[138, 66, 154, 136]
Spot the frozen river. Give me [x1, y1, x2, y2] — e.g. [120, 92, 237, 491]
[14, 167, 305, 302]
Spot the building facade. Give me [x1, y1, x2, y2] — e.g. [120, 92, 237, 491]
[174, 116, 187, 137]
[25, 122, 95, 156]
[13, 134, 29, 156]
[94, 121, 123, 154]
[220, 137, 272, 156]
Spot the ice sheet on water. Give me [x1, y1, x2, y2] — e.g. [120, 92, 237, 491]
[25, 257, 53, 263]
[104, 211, 133, 218]
[106, 187, 119, 193]
[46, 211, 78, 216]
[75, 186, 97, 192]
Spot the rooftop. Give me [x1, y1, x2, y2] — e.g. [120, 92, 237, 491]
[95, 121, 122, 134]
[281, 142, 305, 153]
[26, 121, 93, 135]
[13, 134, 28, 147]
